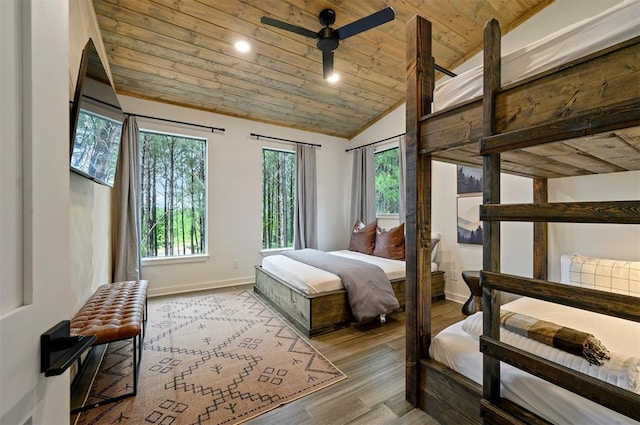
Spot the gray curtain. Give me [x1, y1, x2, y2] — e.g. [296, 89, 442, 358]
[350, 145, 376, 225]
[112, 115, 141, 282]
[294, 144, 318, 249]
[398, 135, 407, 223]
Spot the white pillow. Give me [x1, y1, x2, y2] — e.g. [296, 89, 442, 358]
[560, 254, 640, 297]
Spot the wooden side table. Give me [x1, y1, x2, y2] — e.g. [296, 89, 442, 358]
[461, 270, 482, 315]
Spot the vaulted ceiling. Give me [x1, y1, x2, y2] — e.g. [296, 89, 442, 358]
[92, 0, 553, 139]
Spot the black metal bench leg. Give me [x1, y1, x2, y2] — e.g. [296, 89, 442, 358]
[70, 334, 143, 414]
[132, 336, 138, 396]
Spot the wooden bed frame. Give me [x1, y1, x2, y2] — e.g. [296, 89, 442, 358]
[405, 13, 639, 425]
[254, 265, 445, 337]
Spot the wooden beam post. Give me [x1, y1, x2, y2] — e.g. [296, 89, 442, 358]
[481, 18, 502, 407]
[405, 15, 434, 407]
[533, 177, 549, 280]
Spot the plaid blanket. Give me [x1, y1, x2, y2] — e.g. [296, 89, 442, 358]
[500, 311, 611, 366]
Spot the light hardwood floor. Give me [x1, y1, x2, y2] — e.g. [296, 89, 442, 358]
[247, 296, 466, 425]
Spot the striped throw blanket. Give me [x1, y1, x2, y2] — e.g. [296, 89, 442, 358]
[500, 311, 611, 366]
[461, 311, 639, 393]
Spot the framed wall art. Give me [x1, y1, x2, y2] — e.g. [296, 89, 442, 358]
[457, 196, 483, 245]
[457, 165, 482, 194]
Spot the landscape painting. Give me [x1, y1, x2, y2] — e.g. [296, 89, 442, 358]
[457, 196, 483, 245]
[457, 165, 482, 194]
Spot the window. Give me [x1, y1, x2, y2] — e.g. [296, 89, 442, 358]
[262, 148, 295, 249]
[139, 130, 207, 258]
[374, 146, 400, 215]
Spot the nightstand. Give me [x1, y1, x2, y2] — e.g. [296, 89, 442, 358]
[461, 270, 482, 315]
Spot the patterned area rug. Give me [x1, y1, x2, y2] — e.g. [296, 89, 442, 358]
[74, 290, 346, 424]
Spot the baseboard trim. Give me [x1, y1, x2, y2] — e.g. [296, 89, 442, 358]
[147, 277, 255, 298]
[445, 291, 467, 305]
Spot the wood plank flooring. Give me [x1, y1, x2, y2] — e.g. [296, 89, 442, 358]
[247, 296, 465, 425]
[70, 285, 465, 424]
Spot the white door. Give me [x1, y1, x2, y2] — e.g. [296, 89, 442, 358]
[0, 1, 70, 424]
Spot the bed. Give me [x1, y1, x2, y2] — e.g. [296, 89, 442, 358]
[254, 228, 445, 337]
[404, 1, 639, 423]
[429, 255, 640, 425]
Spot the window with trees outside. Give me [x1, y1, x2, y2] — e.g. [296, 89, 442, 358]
[262, 148, 295, 250]
[139, 130, 207, 259]
[375, 146, 400, 215]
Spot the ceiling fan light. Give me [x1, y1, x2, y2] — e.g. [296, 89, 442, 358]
[234, 40, 250, 53]
[326, 73, 340, 83]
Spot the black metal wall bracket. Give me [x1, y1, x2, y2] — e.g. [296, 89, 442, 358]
[41, 320, 96, 377]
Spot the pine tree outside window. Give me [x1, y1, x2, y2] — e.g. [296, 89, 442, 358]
[374, 146, 400, 215]
[262, 148, 295, 250]
[139, 130, 207, 258]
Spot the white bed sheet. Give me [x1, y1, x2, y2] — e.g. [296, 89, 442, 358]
[261, 250, 416, 295]
[429, 297, 640, 425]
[434, 0, 640, 112]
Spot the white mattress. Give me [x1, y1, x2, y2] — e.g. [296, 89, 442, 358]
[434, 0, 640, 111]
[261, 250, 415, 294]
[430, 297, 640, 425]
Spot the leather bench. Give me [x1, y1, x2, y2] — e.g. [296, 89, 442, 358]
[70, 280, 148, 411]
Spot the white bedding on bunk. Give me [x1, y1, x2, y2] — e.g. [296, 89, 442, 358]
[261, 250, 415, 295]
[430, 297, 640, 425]
[434, 0, 640, 111]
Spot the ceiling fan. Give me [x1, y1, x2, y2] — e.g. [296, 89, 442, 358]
[261, 7, 395, 80]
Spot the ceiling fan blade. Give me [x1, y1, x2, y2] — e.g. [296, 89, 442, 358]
[336, 7, 396, 40]
[322, 51, 334, 79]
[336, 7, 395, 40]
[261, 16, 318, 39]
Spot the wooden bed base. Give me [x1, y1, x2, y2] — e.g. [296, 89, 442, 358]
[418, 358, 553, 425]
[419, 359, 482, 425]
[254, 265, 444, 337]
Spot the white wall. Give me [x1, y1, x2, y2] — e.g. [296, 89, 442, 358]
[69, 0, 114, 311]
[118, 96, 350, 296]
[349, 0, 634, 303]
[548, 171, 640, 282]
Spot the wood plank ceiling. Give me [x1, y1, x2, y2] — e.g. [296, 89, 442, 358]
[91, 0, 553, 139]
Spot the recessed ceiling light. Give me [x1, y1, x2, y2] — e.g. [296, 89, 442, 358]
[234, 40, 250, 53]
[326, 73, 340, 83]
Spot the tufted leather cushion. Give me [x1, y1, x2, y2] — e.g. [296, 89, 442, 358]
[71, 280, 148, 345]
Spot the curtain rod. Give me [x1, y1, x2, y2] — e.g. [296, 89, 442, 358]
[82, 96, 225, 133]
[129, 113, 225, 133]
[345, 133, 405, 152]
[250, 133, 321, 148]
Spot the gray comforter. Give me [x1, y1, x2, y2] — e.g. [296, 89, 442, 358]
[282, 249, 399, 322]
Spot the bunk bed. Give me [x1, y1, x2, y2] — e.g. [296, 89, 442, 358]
[404, 1, 639, 424]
